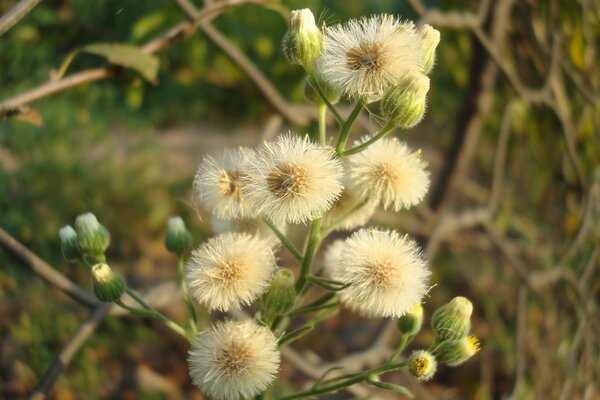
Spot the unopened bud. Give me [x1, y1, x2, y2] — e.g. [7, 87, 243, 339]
[397, 304, 423, 336]
[91, 263, 125, 302]
[419, 25, 440, 74]
[436, 335, 480, 366]
[381, 70, 430, 129]
[75, 212, 110, 256]
[59, 225, 80, 261]
[282, 9, 323, 68]
[431, 296, 473, 341]
[262, 268, 296, 316]
[304, 69, 342, 105]
[165, 217, 192, 255]
[408, 350, 437, 381]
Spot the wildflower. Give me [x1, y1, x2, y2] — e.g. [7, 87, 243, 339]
[431, 296, 473, 341]
[194, 147, 254, 219]
[243, 134, 343, 224]
[282, 8, 323, 68]
[164, 216, 192, 255]
[319, 14, 424, 101]
[332, 228, 430, 318]
[211, 216, 286, 248]
[408, 350, 437, 381]
[381, 69, 430, 129]
[189, 320, 280, 400]
[418, 24, 440, 74]
[75, 212, 110, 255]
[59, 225, 80, 261]
[185, 232, 276, 311]
[91, 263, 124, 303]
[346, 137, 429, 211]
[322, 172, 377, 231]
[436, 335, 481, 366]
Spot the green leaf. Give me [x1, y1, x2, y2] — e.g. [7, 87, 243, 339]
[367, 377, 414, 397]
[83, 43, 159, 82]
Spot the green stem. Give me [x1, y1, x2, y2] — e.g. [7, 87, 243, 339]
[262, 216, 302, 261]
[279, 362, 407, 399]
[386, 333, 412, 365]
[295, 218, 322, 293]
[310, 78, 343, 125]
[335, 101, 363, 155]
[340, 122, 396, 156]
[177, 254, 198, 335]
[123, 288, 188, 339]
[318, 103, 327, 145]
[320, 198, 370, 237]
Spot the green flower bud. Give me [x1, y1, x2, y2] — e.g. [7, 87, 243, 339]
[418, 24, 440, 75]
[165, 216, 192, 255]
[91, 263, 125, 302]
[282, 9, 323, 68]
[381, 70, 430, 129]
[75, 212, 110, 256]
[59, 225, 80, 261]
[431, 296, 473, 341]
[262, 268, 296, 316]
[304, 69, 342, 106]
[408, 350, 437, 381]
[397, 304, 424, 336]
[436, 335, 480, 366]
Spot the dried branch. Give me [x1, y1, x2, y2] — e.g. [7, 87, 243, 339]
[0, 0, 42, 37]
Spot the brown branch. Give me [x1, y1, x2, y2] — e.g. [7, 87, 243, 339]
[0, 0, 42, 37]
[29, 304, 112, 400]
[0, 227, 99, 308]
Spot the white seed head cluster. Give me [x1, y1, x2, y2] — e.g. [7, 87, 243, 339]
[332, 228, 430, 318]
[194, 147, 254, 219]
[346, 137, 429, 211]
[243, 134, 344, 224]
[319, 15, 424, 101]
[189, 320, 280, 400]
[185, 232, 276, 311]
[322, 239, 346, 278]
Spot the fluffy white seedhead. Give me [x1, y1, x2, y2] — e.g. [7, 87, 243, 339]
[194, 147, 255, 219]
[243, 133, 344, 224]
[332, 228, 430, 318]
[211, 216, 286, 248]
[319, 14, 424, 101]
[322, 239, 346, 278]
[346, 137, 429, 211]
[188, 320, 280, 400]
[185, 232, 276, 311]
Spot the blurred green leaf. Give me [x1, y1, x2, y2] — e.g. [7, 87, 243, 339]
[83, 43, 159, 82]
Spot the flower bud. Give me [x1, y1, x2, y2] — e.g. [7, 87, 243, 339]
[165, 216, 192, 255]
[381, 70, 430, 129]
[262, 268, 296, 316]
[91, 263, 125, 302]
[59, 225, 80, 261]
[436, 335, 480, 366]
[431, 296, 473, 341]
[419, 24, 440, 75]
[75, 212, 110, 256]
[282, 9, 323, 68]
[408, 350, 437, 381]
[397, 304, 423, 336]
[304, 69, 342, 106]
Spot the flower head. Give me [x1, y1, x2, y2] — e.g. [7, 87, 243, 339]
[189, 320, 280, 400]
[408, 350, 437, 381]
[332, 228, 430, 318]
[322, 239, 346, 278]
[346, 137, 429, 211]
[431, 296, 473, 341]
[319, 15, 424, 101]
[185, 232, 276, 311]
[194, 147, 254, 219]
[243, 134, 343, 224]
[437, 335, 481, 367]
[282, 8, 323, 68]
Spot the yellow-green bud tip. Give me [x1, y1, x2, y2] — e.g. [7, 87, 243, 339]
[282, 9, 323, 69]
[419, 24, 441, 75]
[436, 335, 480, 367]
[91, 263, 125, 302]
[431, 296, 473, 341]
[397, 303, 424, 335]
[408, 350, 437, 381]
[165, 216, 192, 255]
[381, 70, 430, 129]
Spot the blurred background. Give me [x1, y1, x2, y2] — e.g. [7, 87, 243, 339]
[1, 0, 599, 399]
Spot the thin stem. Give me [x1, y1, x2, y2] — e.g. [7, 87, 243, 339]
[262, 216, 302, 261]
[123, 288, 188, 339]
[335, 101, 364, 155]
[310, 78, 343, 125]
[295, 218, 322, 293]
[340, 122, 396, 156]
[177, 255, 198, 335]
[318, 103, 327, 145]
[320, 198, 370, 237]
[386, 333, 412, 365]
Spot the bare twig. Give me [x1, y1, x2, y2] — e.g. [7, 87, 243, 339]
[0, 0, 42, 37]
[29, 304, 112, 400]
[0, 227, 99, 308]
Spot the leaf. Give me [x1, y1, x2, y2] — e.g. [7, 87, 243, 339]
[83, 43, 159, 82]
[367, 377, 414, 397]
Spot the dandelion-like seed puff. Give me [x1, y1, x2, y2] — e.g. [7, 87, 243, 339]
[332, 228, 430, 318]
[194, 147, 254, 219]
[188, 320, 280, 400]
[244, 134, 344, 224]
[185, 232, 276, 311]
[346, 137, 430, 211]
[319, 14, 424, 100]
